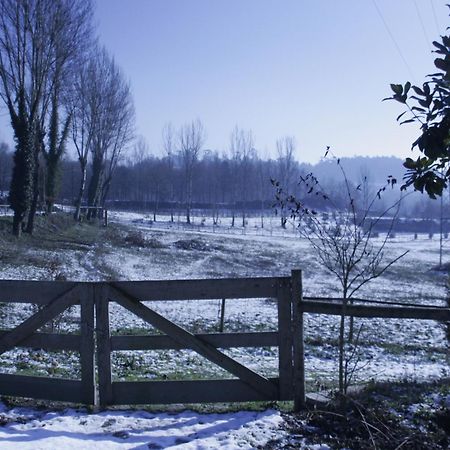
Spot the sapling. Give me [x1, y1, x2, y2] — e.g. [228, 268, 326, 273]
[273, 150, 408, 394]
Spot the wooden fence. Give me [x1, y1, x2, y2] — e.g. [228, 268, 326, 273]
[0, 272, 449, 410]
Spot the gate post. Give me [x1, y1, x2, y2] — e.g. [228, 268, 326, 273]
[80, 283, 96, 405]
[292, 269, 305, 411]
[277, 278, 293, 400]
[95, 283, 112, 407]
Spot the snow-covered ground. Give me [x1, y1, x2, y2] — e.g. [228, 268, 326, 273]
[0, 405, 287, 449]
[0, 210, 448, 448]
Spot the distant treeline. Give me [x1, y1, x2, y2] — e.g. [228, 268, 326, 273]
[0, 138, 447, 225]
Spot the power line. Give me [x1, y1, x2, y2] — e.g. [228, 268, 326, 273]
[413, 0, 432, 52]
[371, 0, 416, 82]
[430, 0, 442, 36]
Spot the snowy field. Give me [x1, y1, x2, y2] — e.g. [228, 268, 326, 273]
[0, 210, 448, 449]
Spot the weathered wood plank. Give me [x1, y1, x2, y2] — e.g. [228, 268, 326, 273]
[277, 279, 294, 401]
[110, 285, 278, 399]
[110, 331, 278, 351]
[80, 284, 96, 405]
[111, 277, 282, 301]
[292, 270, 305, 411]
[0, 281, 77, 303]
[301, 301, 450, 321]
[111, 378, 282, 405]
[0, 286, 79, 355]
[0, 374, 83, 403]
[0, 331, 80, 350]
[95, 283, 112, 407]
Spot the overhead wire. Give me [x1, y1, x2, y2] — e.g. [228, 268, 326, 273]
[413, 0, 432, 52]
[430, 0, 442, 36]
[371, 0, 416, 82]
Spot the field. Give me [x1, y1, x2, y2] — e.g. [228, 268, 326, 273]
[0, 211, 448, 449]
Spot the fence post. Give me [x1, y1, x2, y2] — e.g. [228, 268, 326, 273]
[291, 269, 305, 410]
[80, 283, 96, 405]
[95, 283, 112, 407]
[219, 298, 226, 332]
[277, 278, 293, 400]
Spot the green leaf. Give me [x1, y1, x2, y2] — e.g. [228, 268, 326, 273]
[434, 57, 450, 72]
[412, 86, 424, 96]
[404, 81, 411, 95]
[390, 84, 403, 95]
[396, 111, 407, 121]
[432, 41, 447, 54]
[403, 158, 416, 169]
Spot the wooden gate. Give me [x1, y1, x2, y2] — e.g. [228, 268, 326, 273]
[95, 276, 298, 406]
[0, 275, 304, 407]
[0, 281, 95, 404]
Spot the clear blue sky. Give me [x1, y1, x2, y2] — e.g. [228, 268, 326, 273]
[1, 0, 448, 163]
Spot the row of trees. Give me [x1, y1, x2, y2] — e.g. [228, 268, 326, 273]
[71, 124, 316, 227]
[0, 0, 134, 236]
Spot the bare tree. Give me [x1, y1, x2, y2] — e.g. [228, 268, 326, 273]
[276, 136, 296, 228]
[99, 78, 134, 208]
[162, 122, 176, 221]
[83, 47, 134, 219]
[0, 0, 93, 235]
[274, 151, 407, 394]
[229, 126, 254, 227]
[129, 136, 150, 205]
[71, 52, 101, 221]
[39, 0, 93, 217]
[178, 119, 204, 223]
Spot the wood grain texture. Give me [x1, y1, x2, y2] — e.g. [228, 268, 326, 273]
[0, 374, 82, 402]
[80, 284, 96, 405]
[111, 378, 281, 405]
[301, 301, 450, 320]
[292, 270, 305, 411]
[111, 277, 282, 301]
[110, 331, 278, 350]
[277, 279, 294, 401]
[0, 280, 77, 303]
[95, 283, 112, 407]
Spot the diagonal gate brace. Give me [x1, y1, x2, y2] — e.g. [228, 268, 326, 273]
[110, 284, 278, 399]
[0, 285, 80, 355]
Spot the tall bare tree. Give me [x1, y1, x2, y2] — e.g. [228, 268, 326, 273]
[0, 0, 93, 235]
[78, 48, 134, 219]
[178, 119, 204, 223]
[39, 0, 93, 217]
[162, 122, 176, 221]
[276, 136, 296, 228]
[229, 126, 254, 227]
[71, 52, 101, 221]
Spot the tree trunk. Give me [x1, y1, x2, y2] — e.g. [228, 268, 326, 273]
[45, 154, 60, 214]
[348, 301, 355, 343]
[74, 163, 87, 221]
[12, 214, 22, 237]
[9, 101, 34, 237]
[87, 154, 103, 219]
[338, 294, 348, 395]
[25, 144, 41, 234]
